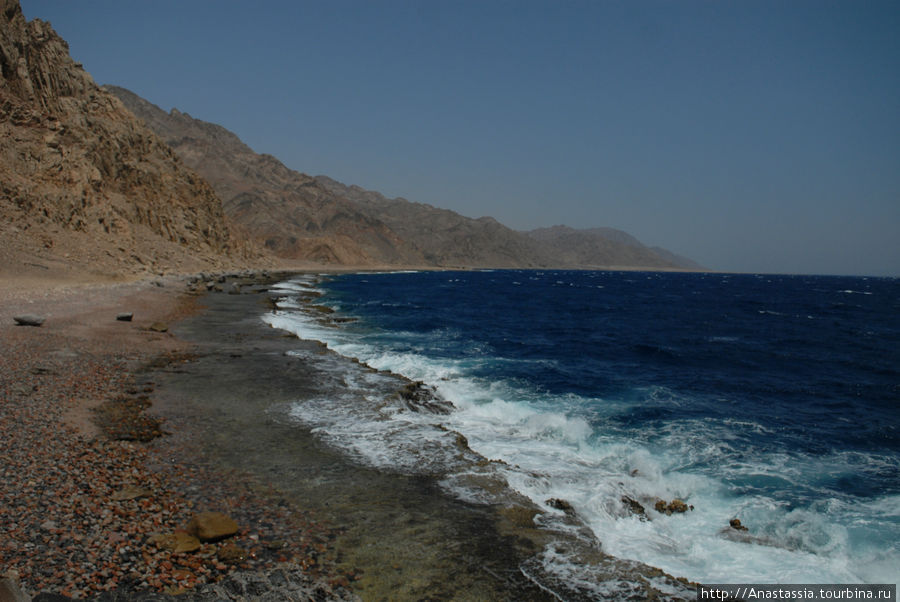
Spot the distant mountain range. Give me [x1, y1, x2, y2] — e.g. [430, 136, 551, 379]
[1, 0, 702, 278]
[107, 85, 702, 271]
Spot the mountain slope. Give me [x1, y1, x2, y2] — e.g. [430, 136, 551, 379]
[525, 226, 701, 270]
[107, 85, 702, 271]
[106, 86, 424, 266]
[0, 0, 248, 276]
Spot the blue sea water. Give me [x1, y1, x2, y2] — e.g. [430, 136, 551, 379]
[266, 270, 900, 587]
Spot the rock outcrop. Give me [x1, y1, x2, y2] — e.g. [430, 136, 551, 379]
[1, 0, 253, 276]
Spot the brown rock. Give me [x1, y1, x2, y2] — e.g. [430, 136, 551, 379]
[149, 322, 168, 333]
[668, 499, 688, 514]
[730, 518, 749, 531]
[654, 500, 668, 514]
[186, 511, 239, 542]
[149, 532, 201, 554]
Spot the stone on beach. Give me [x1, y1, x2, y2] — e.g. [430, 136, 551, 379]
[116, 312, 133, 322]
[110, 485, 153, 501]
[13, 314, 45, 326]
[148, 532, 202, 554]
[148, 322, 168, 333]
[186, 512, 239, 542]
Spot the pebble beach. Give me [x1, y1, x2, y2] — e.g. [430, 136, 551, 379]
[0, 275, 355, 600]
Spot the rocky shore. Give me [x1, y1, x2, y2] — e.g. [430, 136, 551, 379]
[0, 274, 355, 600]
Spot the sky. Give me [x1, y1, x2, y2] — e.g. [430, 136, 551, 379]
[21, 0, 900, 276]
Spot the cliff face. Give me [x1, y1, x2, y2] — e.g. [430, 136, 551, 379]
[105, 86, 425, 266]
[0, 0, 247, 276]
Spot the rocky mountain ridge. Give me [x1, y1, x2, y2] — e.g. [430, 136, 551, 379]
[1, 0, 254, 278]
[107, 85, 701, 271]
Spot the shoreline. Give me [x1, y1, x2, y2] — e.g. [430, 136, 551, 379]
[1, 270, 697, 600]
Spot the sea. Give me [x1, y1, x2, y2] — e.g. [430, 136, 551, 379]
[263, 269, 899, 589]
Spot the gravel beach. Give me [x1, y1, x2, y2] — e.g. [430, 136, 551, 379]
[0, 275, 354, 600]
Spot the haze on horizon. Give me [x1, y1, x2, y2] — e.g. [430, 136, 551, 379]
[21, 0, 900, 277]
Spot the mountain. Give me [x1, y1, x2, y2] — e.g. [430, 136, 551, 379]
[108, 86, 701, 271]
[0, 0, 250, 277]
[108, 86, 555, 268]
[525, 226, 700, 270]
[104, 86, 424, 266]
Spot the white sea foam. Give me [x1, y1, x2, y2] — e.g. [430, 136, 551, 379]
[263, 277, 900, 587]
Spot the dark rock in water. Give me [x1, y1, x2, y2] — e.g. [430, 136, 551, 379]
[149, 322, 168, 333]
[621, 496, 647, 519]
[546, 498, 575, 514]
[730, 518, 749, 531]
[654, 500, 667, 514]
[228, 282, 241, 294]
[397, 380, 454, 414]
[116, 312, 133, 321]
[14, 314, 45, 326]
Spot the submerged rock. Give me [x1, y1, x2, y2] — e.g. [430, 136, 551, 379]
[730, 518, 749, 531]
[149, 531, 201, 553]
[217, 542, 247, 564]
[186, 511, 239, 542]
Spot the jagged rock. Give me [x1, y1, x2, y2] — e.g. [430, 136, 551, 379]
[546, 498, 575, 514]
[621, 496, 647, 519]
[148, 531, 201, 553]
[148, 322, 168, 333]
[654, 498, 692, 515]
[668, 499, 689, 513]
[0, 2, 253, 277]
[13, 314, 45, 326]
[730, 518, 749, 531]
[186, 511, 239, 542]
[115, 312, 133, 321]
[397, 380, 453, 414]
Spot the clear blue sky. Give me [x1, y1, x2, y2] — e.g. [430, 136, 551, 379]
[22, 0, 900, 276]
